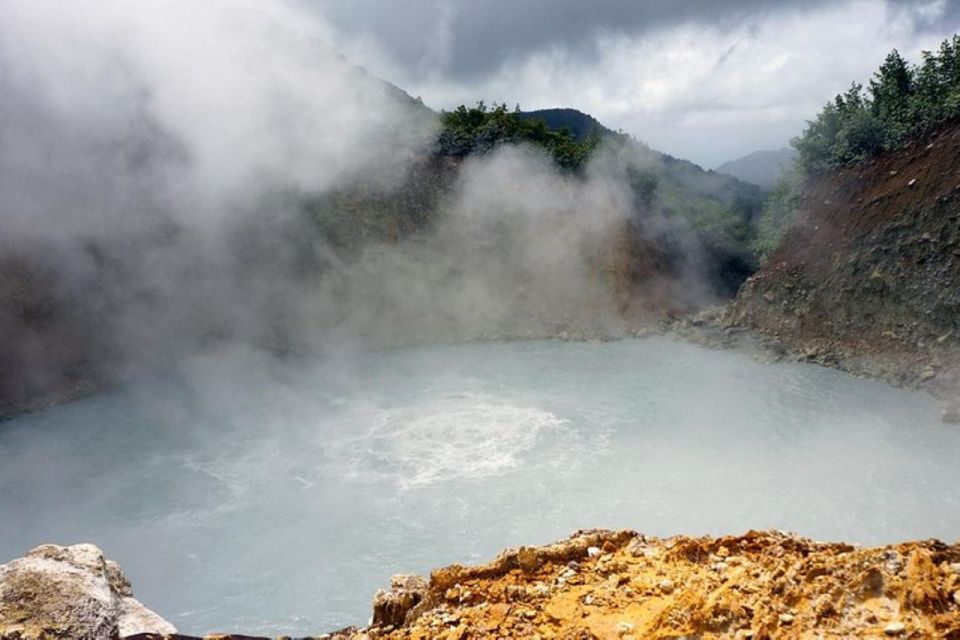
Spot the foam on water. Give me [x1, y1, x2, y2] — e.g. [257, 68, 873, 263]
[0, 337, 957, 636]
[330, 394, 567, 487]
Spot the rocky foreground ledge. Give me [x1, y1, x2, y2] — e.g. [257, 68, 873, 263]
[0, 543, 175, 639]
[3, 531, 960, 640]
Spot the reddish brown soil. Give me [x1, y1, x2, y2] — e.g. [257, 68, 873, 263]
[330, 529, 960, 640]
[725, 122, 960, 398]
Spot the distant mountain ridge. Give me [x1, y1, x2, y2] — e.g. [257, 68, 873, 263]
[518, 108, 617, 143]
[717, 148, 797, 189]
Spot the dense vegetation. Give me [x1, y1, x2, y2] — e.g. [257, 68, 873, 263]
[302, 100, 767, 297]
[517, 108, 617, 143]
[794, 35, 960, 172]
[435, 102, 604, 170]
[751, 35, 960, 259]
[752, 166, 804, 260]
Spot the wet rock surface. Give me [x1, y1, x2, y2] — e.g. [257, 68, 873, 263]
[0, 543, 175, 639]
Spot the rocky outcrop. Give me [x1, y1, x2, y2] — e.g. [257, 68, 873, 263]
[27, 531, 958, 639]
[331, 529, 960, 639]
[724, 123, 960, 412]
[0, 543, 175, 639]
[371, 575, 429, 628]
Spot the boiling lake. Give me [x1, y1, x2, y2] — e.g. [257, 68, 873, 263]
[1, 337, 957, 636]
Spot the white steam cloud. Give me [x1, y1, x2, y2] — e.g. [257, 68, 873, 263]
[0, 0, 713, 411]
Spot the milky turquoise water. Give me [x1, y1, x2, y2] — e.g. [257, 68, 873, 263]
[1, 337, 957, 636]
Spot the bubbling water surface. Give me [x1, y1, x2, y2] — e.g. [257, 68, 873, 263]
[1, 337, 957, 636]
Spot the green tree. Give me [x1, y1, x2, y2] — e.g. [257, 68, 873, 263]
[869, 49, 914, 144]
[794, 35, 960, 173]
[435, 101, 597, 170]
[753, 168, 804, 260]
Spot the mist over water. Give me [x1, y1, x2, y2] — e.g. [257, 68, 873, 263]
[1, 338, 956, 636]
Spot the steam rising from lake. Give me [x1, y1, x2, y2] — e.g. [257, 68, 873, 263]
[1, 338, 957, 636]
[0, 0, 699, 403]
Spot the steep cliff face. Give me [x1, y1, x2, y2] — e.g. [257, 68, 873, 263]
[725, 122, 960, 397]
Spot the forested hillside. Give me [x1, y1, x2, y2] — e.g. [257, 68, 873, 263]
[752, 35, 960, 259]
[310, 102, 765, 293]
[518, 108, 616, 143]
[793, 35, 960, 172]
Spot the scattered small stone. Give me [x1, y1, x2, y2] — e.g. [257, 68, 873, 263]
[884, 551, 903, 574]
[715, 561, 729, 572]
[942, 402, 960, 424]
[908, 178, 917, 187]
[884, 621, 906, 635]
[779, 613, 795, 625]
[659, 578, 675, 594]
[587, 546, 601, 558]
[505, 585, 524, 600]
[616, 621, 635, 636]
[953, 590, 960, 605]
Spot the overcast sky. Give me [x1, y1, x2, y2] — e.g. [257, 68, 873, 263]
[310, 0, 959, 168]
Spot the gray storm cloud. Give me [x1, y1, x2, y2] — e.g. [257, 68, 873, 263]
[317, 0, 959, 168]
[314, 0, 957, 82]
[314, 0, 836, 79]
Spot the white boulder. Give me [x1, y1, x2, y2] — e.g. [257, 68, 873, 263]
[0, 543, 175, 639]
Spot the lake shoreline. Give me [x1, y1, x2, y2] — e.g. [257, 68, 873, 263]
[5, 303, 957, 423]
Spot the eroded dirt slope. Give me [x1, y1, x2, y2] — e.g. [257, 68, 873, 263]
[725, 123, 960, 399]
